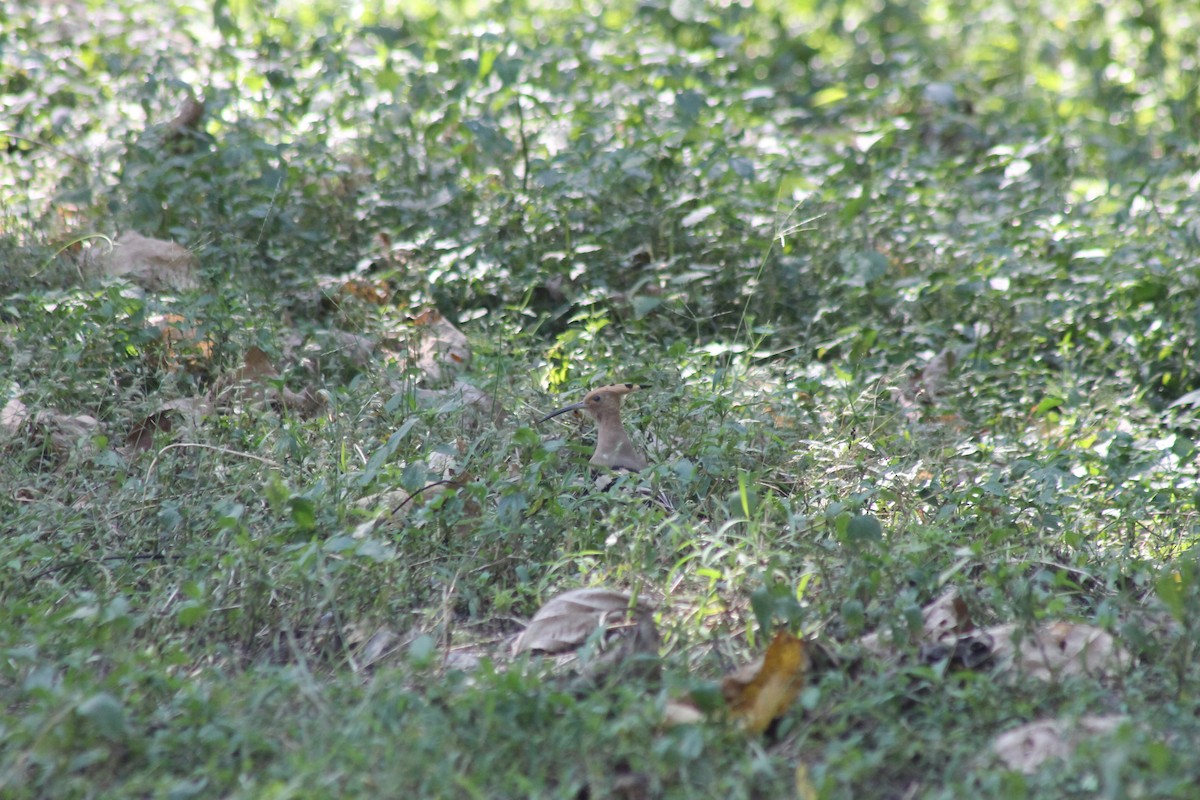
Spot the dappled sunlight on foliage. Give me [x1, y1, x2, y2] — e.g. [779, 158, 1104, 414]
[3, 0, 1200, 797]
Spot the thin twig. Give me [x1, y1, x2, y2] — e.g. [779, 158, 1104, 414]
[144, 442, 282, 493]
[27, 551, 175, 582]
[0, 130, 91, 166]
[388, 478, 462, 518]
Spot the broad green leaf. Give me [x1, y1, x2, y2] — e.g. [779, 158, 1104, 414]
[77, 693, 128, 741]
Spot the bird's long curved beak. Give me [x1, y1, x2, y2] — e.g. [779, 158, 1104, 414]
[536, 401, 585, 424]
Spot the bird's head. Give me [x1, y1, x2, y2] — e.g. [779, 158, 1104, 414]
[537, 383, 642, 424]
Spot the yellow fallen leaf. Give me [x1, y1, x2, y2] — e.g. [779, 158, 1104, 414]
[722, 631, 808, 734]
[795, 763, 818, 800]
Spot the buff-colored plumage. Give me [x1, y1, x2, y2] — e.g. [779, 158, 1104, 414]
[538, 383, 648, 472]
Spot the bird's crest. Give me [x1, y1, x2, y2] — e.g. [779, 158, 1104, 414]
[584, 382, 642, 399]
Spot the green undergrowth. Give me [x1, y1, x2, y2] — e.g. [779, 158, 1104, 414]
[4, 0, 1200, 797]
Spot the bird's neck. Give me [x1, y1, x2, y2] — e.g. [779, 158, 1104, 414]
[592, 413, 647, 471]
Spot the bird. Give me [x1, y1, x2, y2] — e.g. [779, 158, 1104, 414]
[537, 383, 648, 472]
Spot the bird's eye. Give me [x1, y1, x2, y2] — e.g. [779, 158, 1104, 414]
[591, 396, 600, 402]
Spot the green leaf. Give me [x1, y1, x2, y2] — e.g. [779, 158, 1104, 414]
[359, 418, 418, 488]
[77, 693, 128, 741]
[177, 603, 208, 627]
[841, 599, 866, 632]
[289, 496, 316, 531]
[324, 535, 357, 553]
[355, 537, 396, 563]
[729, 156, 755, 180]
[1032, 396, 1064, 416]
[264, 473, 290, 508]
[812, 85, 848, 107]
[631, 295, 661, 319]
[1155, 569, 1187, 623]
[408, 634, 437, 668]
[675, 90, 704, 123]
[750, 585, 773, 635]
[846, 514, 882, 543]
[688, 681, 725, 713]
[401, 461, 430, 493]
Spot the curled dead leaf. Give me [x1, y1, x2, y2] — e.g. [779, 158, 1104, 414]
[513, 588, 655, 656]
[123, 397, 212, 452]
[212, 347, 325, 417]
[411, 309, 470, 385]
[987, 621, 1129, 681]
[81, 231, 199, 292]
[722, 631, 808, 734]
[10, 408, 101, 460]
[1, 395, 30, 436]
[992, 715, 1128, 774]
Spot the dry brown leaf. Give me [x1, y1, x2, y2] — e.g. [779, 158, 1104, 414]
[325, 330, 378, 366]
[123, 397, 212, 452]
[237, 346, 279, 383]
[31, 409, 100, 457]
[513, 588, 653, 656]
[860, 589, 972, 658]
[125, 410, 173, 451]
[82, 231, 199, 292]
[213, 347, 324, 416]
[168, 95, 204, 132]
[146, 313, 214, 372]
[987, 621, 1129, 681]
[992, 715, 1128, 774]
[722, 631, 808, 734]
[662, 699, 705, 727]
[1, 395, 30, 436]
[411, 309, 470, 385]
[340, 278, 391, 305]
